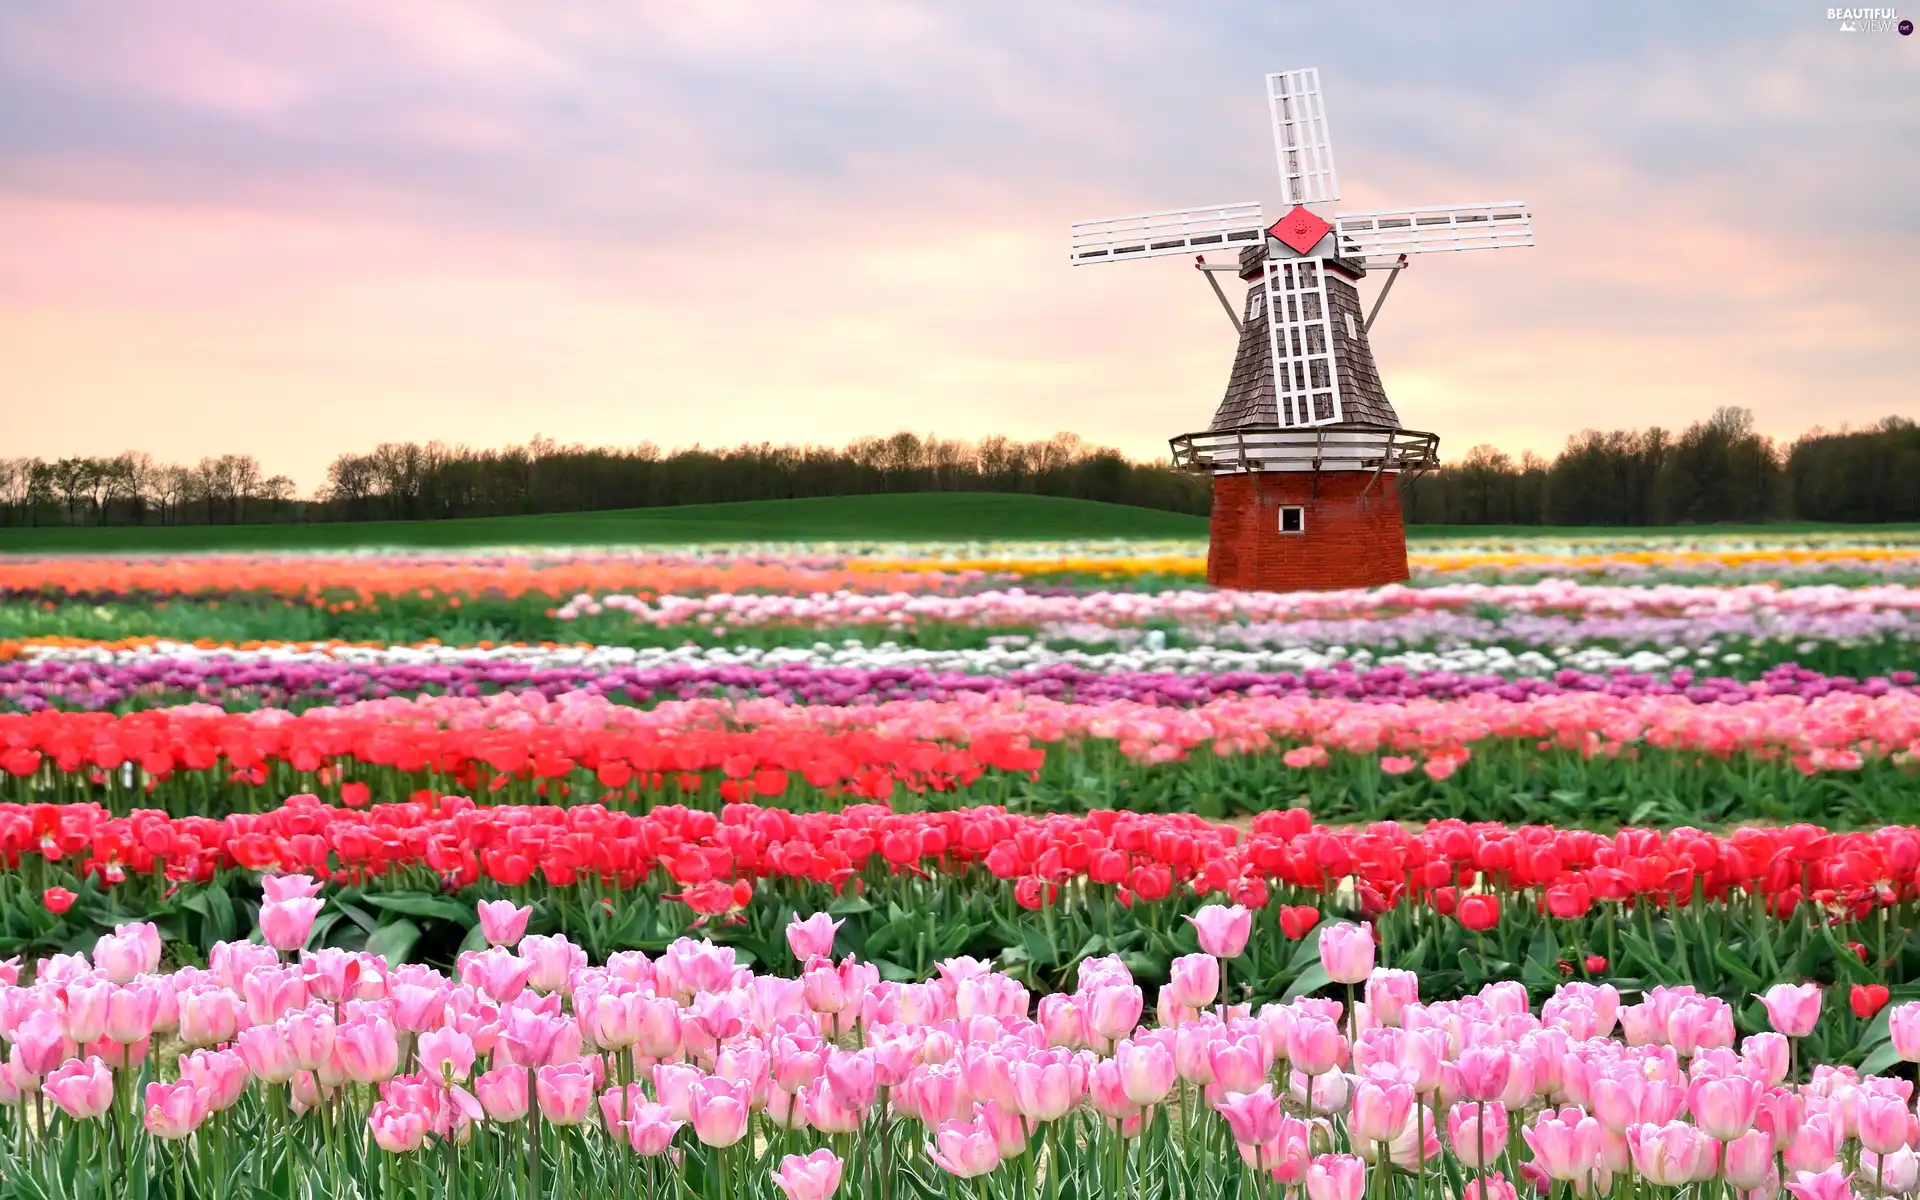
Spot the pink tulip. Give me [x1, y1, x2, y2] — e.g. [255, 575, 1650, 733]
[1754, 984, 1821, 1038]
[1742, 1032, 1790, 1085]
[1456, 1046, 1514, 1102]
[1035, 994, 1085, 1049]
[1690, 1073, 1763, 1141]
[177, 986, 242, 1048]
[1461, 1174, 1518, 1200]
[476, 900, 532, 948]
[1287, 1015, 1344, 1076]
[64, 979, 111, 1044]
[1667, 997, 1736, 1056]
[417, 1028, 476, 1082]
[1351, 1074, 1416, 1146]
[689, 1075, 752, 1147]
[475, 1064, 530, 1123]
[1166, 954, 1220, 1010]
[1209, 1033, 1270, 1097]
[1627, 1120, 1720, 1186]
[262, 874, 323, 902]
[1011, 1051, 1082, 1123]
[335, 1019, 401, 1084]
[1307, 1153, 1368, 1200]
[1756, 1086, 1805, 1153]
[535, 1061, 595, 1126]
[1086, 985, 1145, 1046]
[1449, 1100, 1510, 1169]
[1784, 1113, 1841, 1174]
[369, 1100, 430, 1153]
[1318, 923, 1375, 986]
[278, 1005, 336, 1072]
[927, 1113, 1003, 1178]
[1116, 1038, 1176, 1106]
[1865, 1149, 1920, 1196]
[1856, 1090, 1914, 1155]
[1890, 1003, 1920, 1062]
[13, 1009, 73, 1077]
[519, 935, 586, 995]
[208, 940, 278, 991]
[96, 923, 161, 984]
[104, 982, 160, 1045]
[242, 965, 309, 1027]
[44, 1057, 113, 1120]
[1725, 1129, 1777, 1190]
[259, 897, 325, 953]
[1189, 905, 1252, 959]
[772, 1148, 845, 1200]
[1364, 969, 1419, 1026]
[632, 993, 684, 1059]
[1784, 1165, 1855, 1200]
[1087, 1058, 1142, 1122]
[825, 1047, 878, 1108]
[1524, 1106, 1602, 1182]
[461, 947, 533, 1004]
[786, 913, 844, 961]
[237, 1026, 298, 1084]
[390, 980, 450, 1033]
[983, 1097, 1029, 1158]
[180, 1047, 249, 1112]
[501, 1005, 566, 1068]
[143, 1080, 207, 1140]
[1214, 1083, 1286, 1145]
[803, 1077, 866, 1134]
[624, 1100, 682, 1154]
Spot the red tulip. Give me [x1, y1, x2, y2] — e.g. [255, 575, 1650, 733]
[1458, 894, 1501, 932]
[1278, 905, 1322, 939]
[43, 886, 77, 914]
[1851, 984, 1891, 1020]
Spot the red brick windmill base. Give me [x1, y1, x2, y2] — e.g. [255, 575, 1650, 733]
[1207, 472, 1411, 592]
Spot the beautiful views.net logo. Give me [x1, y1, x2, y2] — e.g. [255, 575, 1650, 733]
[1826, 6, 1913, 32]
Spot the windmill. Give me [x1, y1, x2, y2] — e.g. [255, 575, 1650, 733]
[1069, 67, 1535, 592]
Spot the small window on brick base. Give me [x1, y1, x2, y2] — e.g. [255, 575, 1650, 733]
[1279, 505, 1305, 534]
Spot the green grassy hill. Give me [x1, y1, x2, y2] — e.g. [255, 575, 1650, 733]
[2, 495, 1909, 553]
[0, 494, 1210, 552]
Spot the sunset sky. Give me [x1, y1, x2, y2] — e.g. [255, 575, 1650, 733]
[1, 1, 1914, 492]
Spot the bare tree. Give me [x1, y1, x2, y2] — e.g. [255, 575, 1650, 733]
[50, 458, 92, 524]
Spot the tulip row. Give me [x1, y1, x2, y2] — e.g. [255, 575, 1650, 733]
[5, 540, 1919, 602]
[4, 687, 1918, 823]
[5, 883, 1920, 1200]
[4, 637, 1913, 715]
[7, 581, 1917, 677]
[552, 582, 1920, 630]
[5, 796, 1918, 1043]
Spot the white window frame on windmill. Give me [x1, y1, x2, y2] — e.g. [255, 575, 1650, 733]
[1278, 505, 1306, 534]
[1263, 258, 1343, 427]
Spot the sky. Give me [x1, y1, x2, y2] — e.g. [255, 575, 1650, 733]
[0, 1, 1914, 493]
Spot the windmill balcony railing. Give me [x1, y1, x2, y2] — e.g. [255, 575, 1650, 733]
[1168, 424, 1440, 477]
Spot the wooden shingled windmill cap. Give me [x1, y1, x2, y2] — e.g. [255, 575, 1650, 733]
[1068, 67, 1536, 432]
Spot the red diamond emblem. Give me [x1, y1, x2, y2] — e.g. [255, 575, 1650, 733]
[1269, 204, 1331, 256]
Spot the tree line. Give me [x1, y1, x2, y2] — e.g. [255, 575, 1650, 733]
[2, 410, 1913, 528]
[1403, 409, 1920, 526]
[0, 454, 298, 528]
[0, 434, 1210, 526]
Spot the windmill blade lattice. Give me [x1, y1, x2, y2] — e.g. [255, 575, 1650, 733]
[1267, 68, 1341, 207]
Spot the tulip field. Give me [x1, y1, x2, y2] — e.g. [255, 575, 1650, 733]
[1, 533, 1919, 1198]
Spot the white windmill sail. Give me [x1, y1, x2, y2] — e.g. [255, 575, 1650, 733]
[1068, 202, 1264, 265]
[1334, 202, 1533, 264]
[1267, 69, 1340, 207]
